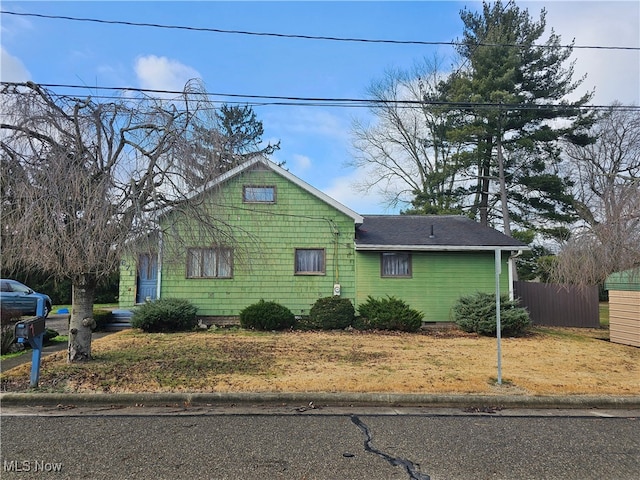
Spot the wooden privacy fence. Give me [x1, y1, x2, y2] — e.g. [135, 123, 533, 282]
[513, 281, 599, 327]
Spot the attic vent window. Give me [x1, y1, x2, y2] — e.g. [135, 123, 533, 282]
[243, 185, 276, 203]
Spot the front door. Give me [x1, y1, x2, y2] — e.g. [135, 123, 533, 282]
[136, 253, 158, 303]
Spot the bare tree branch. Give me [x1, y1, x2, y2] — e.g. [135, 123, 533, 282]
[553, 104, 640, 285]
[0, 82, 236, 361]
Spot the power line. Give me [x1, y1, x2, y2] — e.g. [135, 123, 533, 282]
[2, 81, 639, 112]
[2, 10, 638, 51]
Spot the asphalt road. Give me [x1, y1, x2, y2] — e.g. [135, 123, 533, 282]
[1, 407, 638, 479]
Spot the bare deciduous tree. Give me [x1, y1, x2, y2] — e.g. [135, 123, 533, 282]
[350, 58, 469, 214]
[175, 80, 280, 190]
[1, 80, 231, 361]
[552, 104, 640, 285]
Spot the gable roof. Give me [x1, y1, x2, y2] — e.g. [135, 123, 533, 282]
[355, 215, 528, 251]
[186, 156, 364, 224]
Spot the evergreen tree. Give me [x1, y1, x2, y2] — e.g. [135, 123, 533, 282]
[351, 59, 470, 214]
[444, 1, 593, 237]
[184, 104, 280, 189]
[178, 80, 280, 189]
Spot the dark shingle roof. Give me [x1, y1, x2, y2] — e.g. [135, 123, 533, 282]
[355, 215, 527, 250]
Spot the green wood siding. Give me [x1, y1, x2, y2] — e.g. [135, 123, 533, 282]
[119, 164, 516, 323]
[121, 167, 356, 316]
[355, 251, 510, 322]
[119, 257, 137, 306]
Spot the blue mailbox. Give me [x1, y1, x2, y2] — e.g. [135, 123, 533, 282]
[13, 297, 47, 387]
[14, 317, 46, 341]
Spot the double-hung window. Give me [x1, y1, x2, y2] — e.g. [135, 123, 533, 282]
[381, 252, 411, 277]
[295, 248, 325, 275]
[187, 247, 233, 278]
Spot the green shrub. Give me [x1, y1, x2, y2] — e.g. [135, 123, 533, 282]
[93, 309, 113, 331]
[357, 296, 424, 332]
[239, 300, 295, 331]
[452, 292, 531, 336]
[308, 296, 355, 330]
[1, 325, 17, 355]
[43, 328, 60, 342]
[1, 307, 21, 354]
[293, 316, 314, 331]
[0, 326, 59, 354]
[131, 298, 198, 333]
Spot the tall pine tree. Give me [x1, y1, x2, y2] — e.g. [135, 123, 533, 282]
[444, 1, 593, 237]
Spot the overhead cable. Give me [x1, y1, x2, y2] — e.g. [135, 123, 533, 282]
[1, 10, 638, 51]
[2, 81, 639, 112]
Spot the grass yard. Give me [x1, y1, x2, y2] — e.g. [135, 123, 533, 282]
[599, 301, 610, 327]
[1, 326, 638, 396]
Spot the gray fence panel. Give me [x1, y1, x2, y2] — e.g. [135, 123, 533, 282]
[513, 282, 599, 328]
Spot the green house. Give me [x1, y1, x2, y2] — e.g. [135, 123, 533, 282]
[119, 158, 526, 323]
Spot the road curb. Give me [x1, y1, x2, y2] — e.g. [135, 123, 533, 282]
[2, 392, 639, 409]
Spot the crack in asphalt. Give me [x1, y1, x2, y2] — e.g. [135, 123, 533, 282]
[350, 414, 431, 480]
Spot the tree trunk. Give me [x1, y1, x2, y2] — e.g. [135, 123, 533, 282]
[476, 137, 493, 227]
[496, 130, 511, 236]
[68, 273, 96, 362]
[479, 163, 491, 227]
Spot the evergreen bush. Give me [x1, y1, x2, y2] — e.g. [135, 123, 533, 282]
[0, 306, 21, 354]
[92, 309, 113, 331]
[452, 292, 531, 336]
[131, 298, 198, 333]
[0, 325, 17, 355]
[308, 296, 355, 330]
[239, 300, 295, 331]
[357, 296, 423, 332]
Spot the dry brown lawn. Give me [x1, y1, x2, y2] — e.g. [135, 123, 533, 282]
[1, 327, 638, 396]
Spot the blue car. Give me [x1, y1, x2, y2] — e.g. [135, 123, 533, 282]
[0, 279, 52, 318]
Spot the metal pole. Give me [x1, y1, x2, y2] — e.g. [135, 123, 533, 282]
[29, 297, 46, 388]
[29, 333, 43, 388]
[495, 249, 502, 385]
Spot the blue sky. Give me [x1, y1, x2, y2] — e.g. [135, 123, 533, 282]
[2, 1, 639, 214]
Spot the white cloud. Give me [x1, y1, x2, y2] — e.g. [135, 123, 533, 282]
[0, 12, 33, 40]
[292, 154, 312, 172]
[322, 167, 401, 215]
[267, 107, 351, 142]
[0, 47, 31, 82]
[534, 1, 640, 105]
[134, 55, 201, 92]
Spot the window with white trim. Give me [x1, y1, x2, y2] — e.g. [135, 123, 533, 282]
[381, 252, 411, 277]
[187, 247, 233, 278]
[295, 248, 325, 275]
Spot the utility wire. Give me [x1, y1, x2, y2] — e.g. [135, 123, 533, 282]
[3, 81, 639, 112]
[2, 10, 638, 51]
